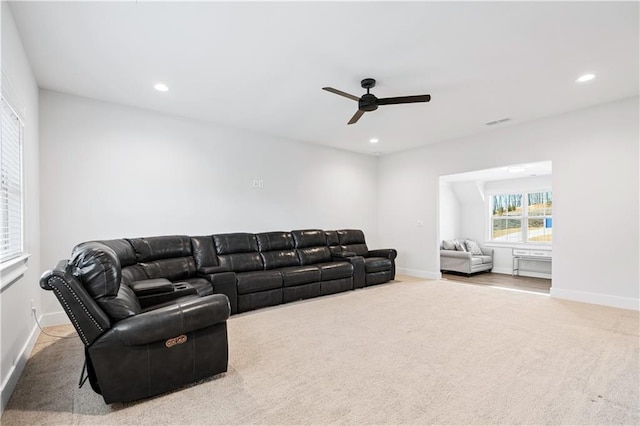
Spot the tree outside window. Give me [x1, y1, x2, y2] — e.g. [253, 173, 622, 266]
[491, 191, 552, 243]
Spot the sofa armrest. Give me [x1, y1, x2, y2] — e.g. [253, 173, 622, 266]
[368, 249, 397, 260]
[480, 247, 494, 258]
[332, 251, 357, 259]
[440, 249, 472, 259]
[197, 271, 238, 315]
[40, 260, 111, 346]
[332, 255, 365, 289]
[130, 278, 174, 296]
[198, 265, 229, 274]
[111, 294, 230, 347]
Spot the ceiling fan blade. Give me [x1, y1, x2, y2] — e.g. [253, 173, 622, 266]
[377, 94, 431, 105]
[323, 87, 360, 102]
[348, 110, 365, 125]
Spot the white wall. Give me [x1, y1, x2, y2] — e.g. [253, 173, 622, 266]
[379, 97, 639, 310]
[39, 90, 379, 316]
[438, 181, 459, 241]
[452, 180, 485, 243]
[0, 3, 41, 413]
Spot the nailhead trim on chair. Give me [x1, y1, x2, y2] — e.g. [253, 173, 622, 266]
[48, 275, 104, 346]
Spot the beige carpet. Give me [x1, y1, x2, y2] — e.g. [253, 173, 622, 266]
[2, 276, 638, 425]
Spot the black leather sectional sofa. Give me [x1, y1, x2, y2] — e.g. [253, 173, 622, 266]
[193, 229, 396, 314]
[40, 229, 396, 404]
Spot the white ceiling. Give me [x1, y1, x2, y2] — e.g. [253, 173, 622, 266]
[8, 1, 639, 156]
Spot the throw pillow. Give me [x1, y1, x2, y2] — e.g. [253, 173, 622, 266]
[442, 240, 456, 250]
[465, 239, 483, 255]
[454, 240, 467, 252]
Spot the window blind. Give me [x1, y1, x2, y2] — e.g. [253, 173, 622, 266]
[1, 97, 23, 263]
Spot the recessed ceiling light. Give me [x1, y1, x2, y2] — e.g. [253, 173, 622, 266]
[369, 138, 379, 144]
[576, 73, 595, 83]
[154, 83, 169, 92]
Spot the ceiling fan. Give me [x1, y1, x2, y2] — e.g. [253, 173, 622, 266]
[323, 78, 431, 125]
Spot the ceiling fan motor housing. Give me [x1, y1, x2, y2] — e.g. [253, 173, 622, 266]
[359, 93, 378, 111]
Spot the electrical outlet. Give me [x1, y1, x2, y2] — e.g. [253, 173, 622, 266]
[417, 220, 424, 227]
[31, 299, 36, 316]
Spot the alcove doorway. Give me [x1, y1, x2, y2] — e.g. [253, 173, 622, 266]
[438, 161, 552, 294]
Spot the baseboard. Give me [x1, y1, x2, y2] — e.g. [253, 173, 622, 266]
[397, 268, 441, 280]
[551, 287, 639, 311]
[491, 267, 552, 280]
[39, 310, 71, 327]
[0, 323, 39, 415]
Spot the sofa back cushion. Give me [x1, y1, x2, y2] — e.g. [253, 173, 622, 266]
[214, 233, 264, 272]
[256, 232, 299, 269]
[95, 239, 145, 285]
[325, 231, 340, 246]
[260, 250, 298, 269]
[191, 236, 218, 270]
[71, 242, 122, 299]
[121, 264, 148, 284]
[71, 241, 142, 320]
[256, 232, 294, 251]
[441, 240, 456, 250]
[337, 229, 369, 256]
[297, 247, 332, 265]
[96, 284, 142, 321]
[325, 231, 342, 256]
[213, 233, 258, 254]
[140, 257, 196, 281]
[128, 236, 192, 262]
[292, 229, 326, 248]
[292, 229, 331, 265]
[99, 239, 137, 267]
[218, 253, 263, 272]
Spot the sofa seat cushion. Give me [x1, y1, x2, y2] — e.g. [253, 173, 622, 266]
[470, 256, 483, 266]
[479, 255, 493, 264]
[279, 265, 321, 287]
[317, 262, 353, 281]
[236, 271, 282, 295]
[182, 277, 214, 296]
[364, 257, 392, 273]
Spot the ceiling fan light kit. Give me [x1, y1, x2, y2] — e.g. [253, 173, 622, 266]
[323, 78, 431, 125]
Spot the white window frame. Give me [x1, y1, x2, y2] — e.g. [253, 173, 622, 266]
[0, 95, 27, 288]
[486, 189, 552, 248]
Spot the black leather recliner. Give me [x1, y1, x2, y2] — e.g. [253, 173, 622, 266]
[40, 241, 230, 404]
[334, 229, 397, 286]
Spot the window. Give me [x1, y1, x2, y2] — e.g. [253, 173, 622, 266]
[490, 191, 552, 243]
[1, 97, 24, 263]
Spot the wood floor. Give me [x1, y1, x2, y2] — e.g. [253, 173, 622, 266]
[441, 271, 551, 294]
